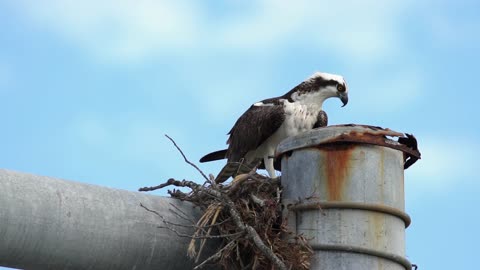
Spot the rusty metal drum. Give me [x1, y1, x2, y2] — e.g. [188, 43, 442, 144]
[277, 125, 420, 270]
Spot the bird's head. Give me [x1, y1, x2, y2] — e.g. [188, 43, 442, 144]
[287, 72, 348, 107]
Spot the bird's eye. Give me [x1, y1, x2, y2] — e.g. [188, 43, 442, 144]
[337, 84, 345, 92]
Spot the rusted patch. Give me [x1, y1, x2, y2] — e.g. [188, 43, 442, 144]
[277, 124, 421, 172]
[324, 125, 421, 169]
[323, 144, 354, 201]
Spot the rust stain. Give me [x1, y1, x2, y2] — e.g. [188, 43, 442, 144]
[322, 125, 421, 169]
[323, 144, 354, 201]
[371, 212, 386, 251]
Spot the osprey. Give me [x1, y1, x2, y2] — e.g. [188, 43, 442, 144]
[200, 72, 348, 179]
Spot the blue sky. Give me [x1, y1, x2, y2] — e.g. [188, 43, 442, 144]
[1, 1, 479, 269]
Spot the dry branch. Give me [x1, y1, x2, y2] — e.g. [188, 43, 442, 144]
[139, 136, 312, 270]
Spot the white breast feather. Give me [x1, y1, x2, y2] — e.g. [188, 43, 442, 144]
[242, 72, 344, 177]
[245, 100, 322, 162]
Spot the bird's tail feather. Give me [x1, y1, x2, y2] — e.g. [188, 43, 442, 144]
[214, 159, 261, 183]
[199, 149, 228, 162]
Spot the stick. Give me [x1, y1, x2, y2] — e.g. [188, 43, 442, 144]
[165, 134, 209, 182]
[194, 240, 236, 269]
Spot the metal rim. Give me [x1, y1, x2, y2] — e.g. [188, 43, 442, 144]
[288, 200, 411, 227]
[277, 125, 402, 154]
[310, 243, 412, 270]
[276, 125, 421, 169]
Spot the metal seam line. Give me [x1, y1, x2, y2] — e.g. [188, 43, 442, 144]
[310, 243, 412, 270]
[288, 201, 411, 228]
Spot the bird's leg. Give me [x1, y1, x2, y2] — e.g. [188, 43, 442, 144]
[264, 155, 277, 178]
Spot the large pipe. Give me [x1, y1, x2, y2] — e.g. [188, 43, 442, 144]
[277, 125, 418, 270]
[0, 169, 214, 270]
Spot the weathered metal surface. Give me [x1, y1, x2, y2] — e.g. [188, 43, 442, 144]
[278, 125, 418, 270]
[289, 201, 411, 228]
[0, 169, 217, 270]
[277, 124, 421, 169]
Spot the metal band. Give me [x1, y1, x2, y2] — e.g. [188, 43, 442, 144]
[310, 243, 412, 270]
[288, 201, 411, 228]
[275, 125, 421, 169]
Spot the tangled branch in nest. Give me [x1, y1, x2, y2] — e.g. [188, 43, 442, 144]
[140, 173, 313, 270]
[139, 135, 313, 270]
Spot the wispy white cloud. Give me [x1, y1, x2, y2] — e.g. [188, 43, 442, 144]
[12, 0, 414, 63]
[216, 0, 410, 62]
[14, 0, 202, 62]
[8, 0, 437, 130]
[405, 135, 478, 190]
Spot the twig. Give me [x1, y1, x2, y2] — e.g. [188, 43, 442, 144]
[276, 187, 282, 203]
[140, 203, 164, 218]
[139, 178, 177, 192]
[141, 203, 203, 233]
[141, 176, 288, 269]
[157, 226, 243, 239]
[195, 206, 222, 263]
[194, 240, 236, 270]
[228, 173, 254, 194]
[168, 202, 196, 224]
[165, 214, 233, 230]
[250, 194, 265, 207]
[142, 203, 241, 240]
[219, 189, 288, 270]
[165, 134, 209, 182]
[140, 203, 196, 238]
[138, 135, 301, 270]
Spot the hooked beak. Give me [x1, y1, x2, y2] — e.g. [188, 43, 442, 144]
[339, 92, 348, 107]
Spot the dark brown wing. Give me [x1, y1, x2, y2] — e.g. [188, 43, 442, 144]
[226, 103, 285, 162]
[313, 110, 328, 128]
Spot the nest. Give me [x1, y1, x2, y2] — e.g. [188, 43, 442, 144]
[193, 173, 312, 269]
[139, 136, 312, 269]
[141, 171, 312, 270]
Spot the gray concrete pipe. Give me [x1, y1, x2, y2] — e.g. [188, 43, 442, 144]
[0, 169, 215, 270]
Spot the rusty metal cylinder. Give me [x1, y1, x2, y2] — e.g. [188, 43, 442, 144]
[277, 126, 413, 270]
